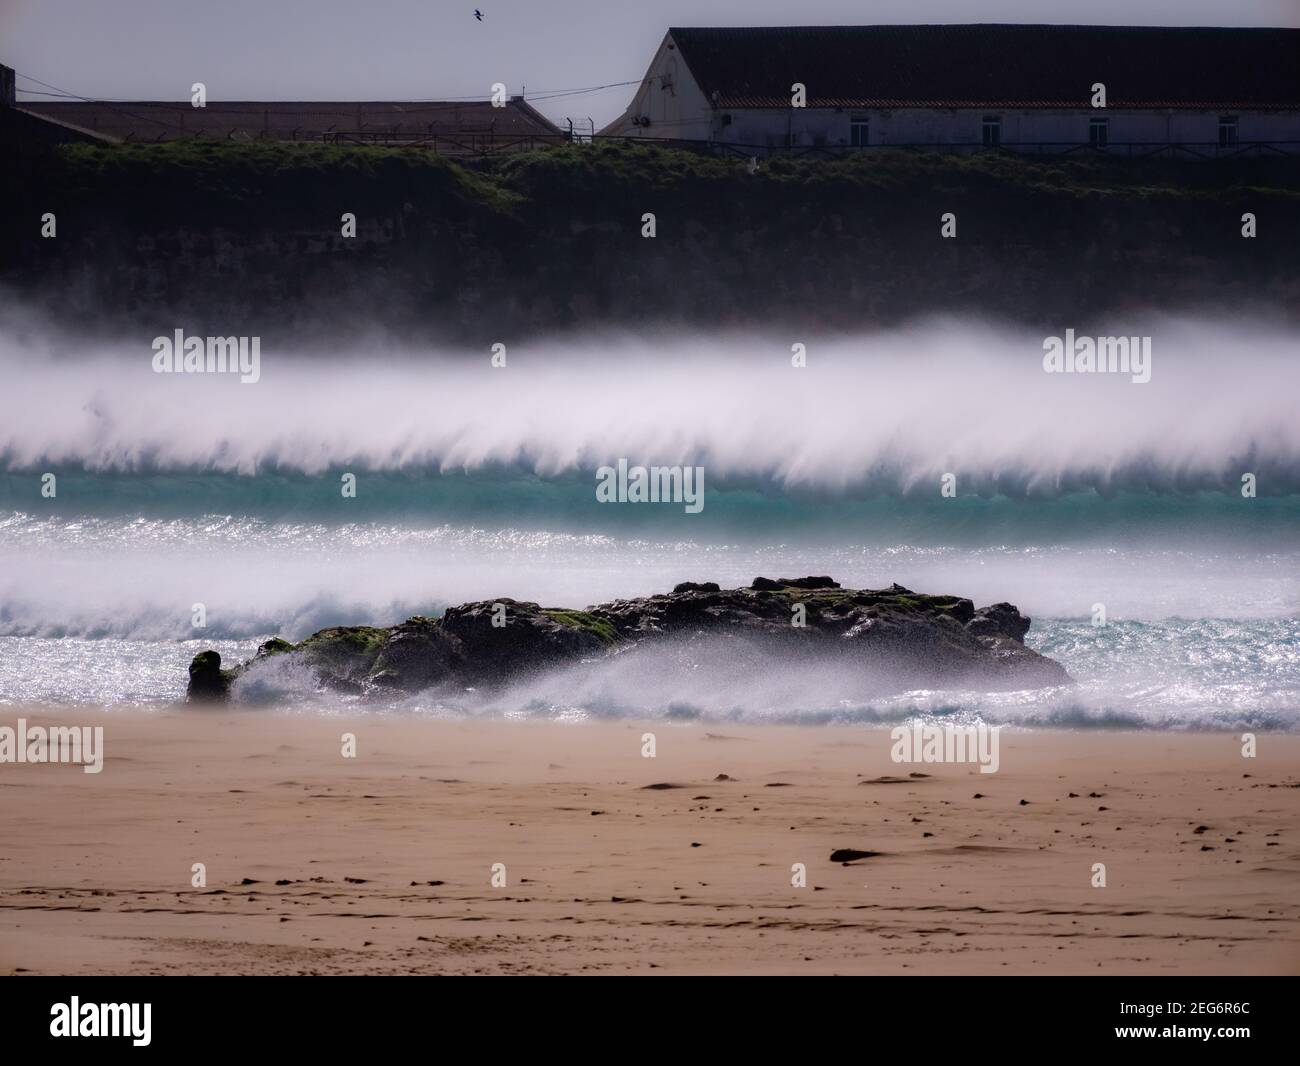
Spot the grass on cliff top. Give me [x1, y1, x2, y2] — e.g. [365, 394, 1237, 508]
[493, 141, 1300, 200]
[51, 139, 522, 218]
[47, 138, 1300, 213]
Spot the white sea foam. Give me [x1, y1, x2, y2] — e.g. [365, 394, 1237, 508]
[1, 316, 1297, 494]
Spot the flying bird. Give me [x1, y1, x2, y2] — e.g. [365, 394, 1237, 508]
[474, 9, 483, 19]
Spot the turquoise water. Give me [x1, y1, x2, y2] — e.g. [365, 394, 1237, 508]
[0, 508, 1295, 727]
[1, 319, 1296, 724]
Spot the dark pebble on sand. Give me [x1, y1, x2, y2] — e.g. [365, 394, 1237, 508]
[830, 848, 880, 863]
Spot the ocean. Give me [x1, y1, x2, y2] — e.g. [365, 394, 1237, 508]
[2, 315, 1297, 728]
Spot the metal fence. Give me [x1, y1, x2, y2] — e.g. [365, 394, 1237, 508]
[321, 130, 577, 154]
[640, 138, 1300, 161]
[317, 129, 1300, 161]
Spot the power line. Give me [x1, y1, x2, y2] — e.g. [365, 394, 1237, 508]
[15, 71, 202, 135]
[11, 68, 657, 140]
[14, 71, 646, 110]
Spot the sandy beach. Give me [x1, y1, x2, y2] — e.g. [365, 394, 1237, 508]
[0, 708, 1296, 975]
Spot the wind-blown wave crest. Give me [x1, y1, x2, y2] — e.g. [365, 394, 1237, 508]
[2, 316, 1298, 496]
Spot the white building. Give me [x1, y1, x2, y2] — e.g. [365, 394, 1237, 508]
[602, 25, 1300, 156]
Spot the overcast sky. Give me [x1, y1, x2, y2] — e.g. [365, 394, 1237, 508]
[4, 0, 1297, 128]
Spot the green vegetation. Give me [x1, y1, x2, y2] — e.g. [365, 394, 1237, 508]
[27, 138, 1300, 223]
[49, 139, 520, 220]
[541, 609, 619, 644]
[776, 585, 972, 617]
[496, 140, 1300, 202]
[298, 626, 389, 674]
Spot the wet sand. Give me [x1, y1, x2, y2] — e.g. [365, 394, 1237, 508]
[1, 709, 1297, 974]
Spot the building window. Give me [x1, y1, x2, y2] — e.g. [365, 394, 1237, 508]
[982, 115, 1001, 147]
[1219, 116, 1239, 148]
[850, 115, 869, 147]
[1089, 117, 1108, 148]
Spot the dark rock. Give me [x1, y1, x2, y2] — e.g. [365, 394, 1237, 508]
[830, 848, 880, 862]
[186, 576, 1071, 702]
[786, 576, 840, 589]
[673, 581, 720, 594]
[439, 599, 613, 682]
[296, 626, 390, 689]
[367, 617, 464, 690]
[968, 602, 1032, 642]
[751, 575, 840, 591]
[186, 650, 232, 702]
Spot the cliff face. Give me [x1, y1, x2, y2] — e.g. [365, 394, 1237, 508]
[4, 141, 1299, 340]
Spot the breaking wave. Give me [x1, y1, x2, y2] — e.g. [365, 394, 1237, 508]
[1, 315, 1298, 498]
[2, 618, 1297, 732]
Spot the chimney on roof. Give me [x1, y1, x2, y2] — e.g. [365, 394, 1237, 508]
[0, 64, 16, 108]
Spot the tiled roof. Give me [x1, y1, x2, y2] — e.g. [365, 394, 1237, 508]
[17, 99, 563, 141]
[669, 25, 1300, 110]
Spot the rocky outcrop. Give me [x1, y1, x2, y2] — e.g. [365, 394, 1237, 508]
[186, 649, 234, 701]
[186, 577, 1070, 703]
